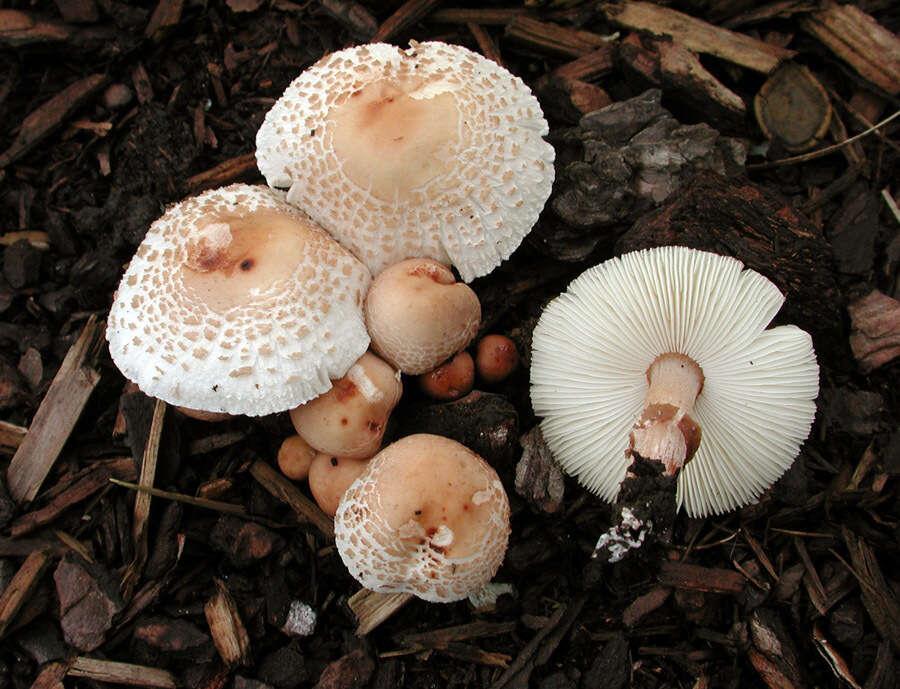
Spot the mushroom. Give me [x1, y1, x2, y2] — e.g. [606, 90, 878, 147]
[107, 184, 371, 416]
[255, 41, 555, 282]
[307, 453, 369, 517]
[334, 434, 510, 603]
[277, 435, 317, 481]
[475, 334, 519, 384]
[417, 351, 474, 401]
[365, 258, 480, 375]
[289, 351, 402, 459]
[530, 246, 819, 518]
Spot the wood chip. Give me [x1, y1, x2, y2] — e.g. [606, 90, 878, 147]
[67, 658, 177, 689]
[348, 589, 413, 635]
[145, 0, 184, 38]
[0, 74, 108, 169]
[505, 17, 612, 58]
[550, 46, 616, 81]
[319, 0, 377, 40]
[6, 316, 104, 503]
[249, 459, 333, 539]
[622, 586, 671, 627]
[0, 550, 52, 639]
[603, 1, 795, 73]
[848, 291, 900, 372]
[183, 153, 258, 194]
[0, 420, 27, 454]
[371, 0, 441, 43]
[0, 10, 71, 47]
[658, 561, 745, 595]
[10, 457, 137, 537]
[429, 8, 527, 24]
[467, 22, 503, 67]
[800, 1, 900, 95]
[206, 579, 251, 667]
[842, 528, 900, 653]
[29, 661, 71, 689]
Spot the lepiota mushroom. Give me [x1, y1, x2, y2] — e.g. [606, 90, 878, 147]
[335, 434, 510, 603]
[530, 246, 819, 518]
[106, 184, 371, 416]
[365, 258, 480, 375]
[256, 41, 555, 282]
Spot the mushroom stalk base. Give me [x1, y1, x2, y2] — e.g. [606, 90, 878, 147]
[630, 353, 704, 475]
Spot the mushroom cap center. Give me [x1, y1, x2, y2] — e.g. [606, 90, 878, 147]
[180, 209, 320, 313]
[330, 77, 460, 203]
[376, 449, 496, 560]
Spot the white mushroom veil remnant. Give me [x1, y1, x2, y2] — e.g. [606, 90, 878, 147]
[530, 246, 820, 518]
[106, 184, 372, 416]
[255, 41, 555, 283]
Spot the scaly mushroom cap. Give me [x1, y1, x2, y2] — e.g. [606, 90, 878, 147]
[530, 246, 819, 518]
[107, 184, 372, 416]
[255, 41, 555, 282]
[335, 434, 510, 603]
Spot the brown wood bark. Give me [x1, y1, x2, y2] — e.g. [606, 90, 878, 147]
[617, 172, 841, 353]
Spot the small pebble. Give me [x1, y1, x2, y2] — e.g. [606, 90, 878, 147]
[281, 600, 316, 637]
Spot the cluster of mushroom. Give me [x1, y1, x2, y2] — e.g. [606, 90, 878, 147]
[106, 40, 554, 603]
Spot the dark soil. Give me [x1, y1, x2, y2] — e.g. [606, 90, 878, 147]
[2, 1, 900, 689]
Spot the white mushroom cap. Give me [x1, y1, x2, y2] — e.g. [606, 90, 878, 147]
[334, 434, 510, 603]
[530, 246, 819, 518]
[255, 41, 555, 282]
[107, 184, 372, 416]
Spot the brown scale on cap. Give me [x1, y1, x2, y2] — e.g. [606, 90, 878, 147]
[334, 434, 510, 603]
[365, 258, 480, 375]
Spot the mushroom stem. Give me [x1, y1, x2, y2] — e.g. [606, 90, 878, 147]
[630, 353, 704, 476]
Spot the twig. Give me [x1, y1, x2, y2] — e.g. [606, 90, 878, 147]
[109, 479, 284, 530]
[882, 187, 900, 226]
[121, 399, 165, 600]
[747, 109, 900, 169]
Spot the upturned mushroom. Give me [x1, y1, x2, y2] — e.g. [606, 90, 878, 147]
[289, 351, 402, 459]
[334, 434, 510, 603]
[256, 41, 555, 282]
[365, 258, 480, 375]
[106, 184, 371, 416]
[530, 246, 819, 518]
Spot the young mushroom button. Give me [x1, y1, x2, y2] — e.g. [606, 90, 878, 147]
[255, 41, 555, 282]
[290, 351, 402, 459]
[334, 434, 511, 603]
[365, 258, 480, 375]
[106, 184, 371, 416]
[530, 246, 820, 518]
